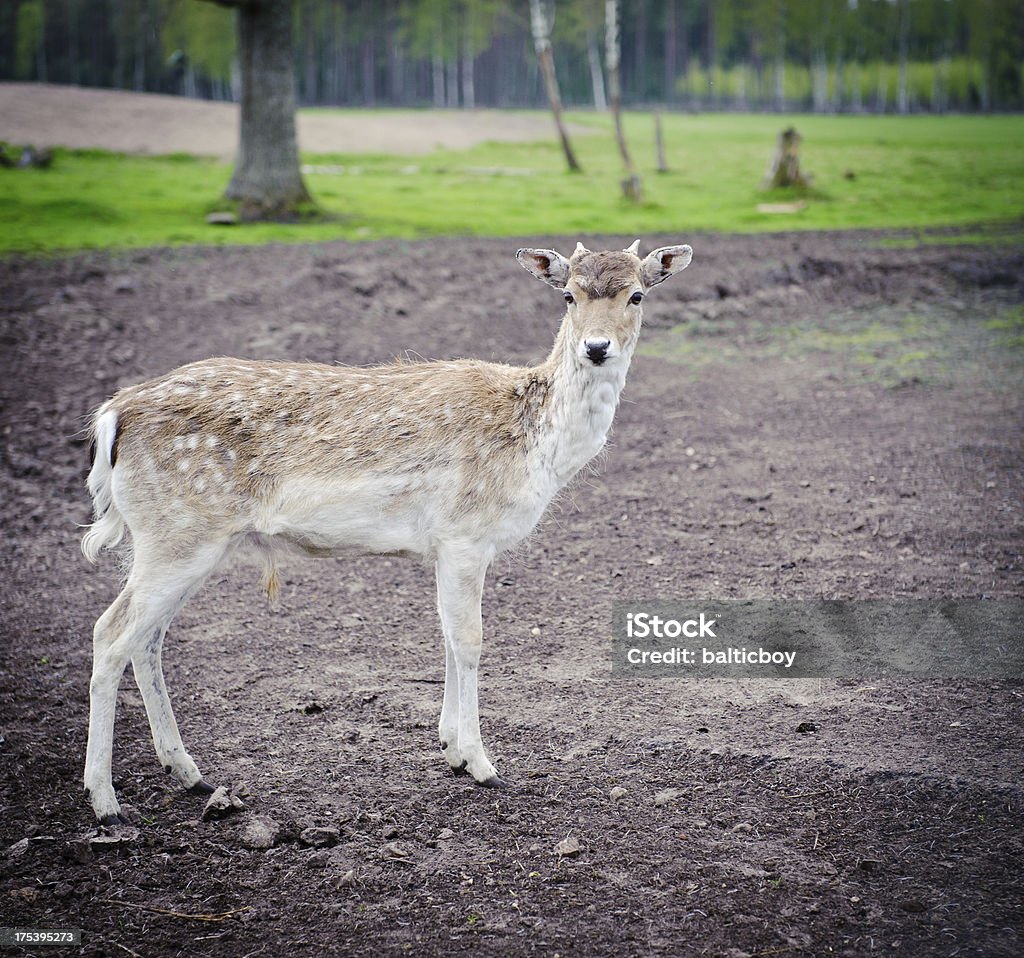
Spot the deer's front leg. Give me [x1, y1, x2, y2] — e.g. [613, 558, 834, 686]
[435, 544, 504, 787]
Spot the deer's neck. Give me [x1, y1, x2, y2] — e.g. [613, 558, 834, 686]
[529, 323, 634, 488]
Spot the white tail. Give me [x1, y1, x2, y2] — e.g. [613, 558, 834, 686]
[81, 241, 693, 824]
[82, 406, 126, 563]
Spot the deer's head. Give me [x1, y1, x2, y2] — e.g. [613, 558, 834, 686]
[517, 240, 692, 369]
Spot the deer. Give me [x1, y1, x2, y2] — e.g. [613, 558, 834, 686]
[80, 240, 693, 825]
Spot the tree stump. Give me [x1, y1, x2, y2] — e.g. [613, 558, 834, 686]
[621, 174, 643, 203]
[763, 127, 811, 189]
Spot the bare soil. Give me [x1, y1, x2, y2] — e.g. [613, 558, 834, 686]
[0, 83, 588, 159]
[1, 228, 1023, 957]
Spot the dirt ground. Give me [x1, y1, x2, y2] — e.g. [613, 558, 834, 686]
[1, 227, 1023, 957]
[0, 83, 590, 158]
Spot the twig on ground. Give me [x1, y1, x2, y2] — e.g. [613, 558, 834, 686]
[99, 899, 252, 922]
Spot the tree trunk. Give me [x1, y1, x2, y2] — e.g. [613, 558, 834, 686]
[432, 41, 445, 107]
[133, 2, 146, 92]
[303, 3, 316, 104]
[461, 49, 475, 109]
[705, 0, 716, 106]
[833, 53, 844, 112]
[633, 0, 647, 101]
[897, 0, 909, 113]
[528, 0, 582, 173]
[446, 56, 458, 107]
[654, 110, 669, 174]
[586, 23, 607, 111]
[664, 0, 677, 103]
[774, 0, 786, 112]
[362, 39, 375, 105]
[812, 48, 827, 113]
[605, 0, 640, 201]
[225, 0, 312, 220]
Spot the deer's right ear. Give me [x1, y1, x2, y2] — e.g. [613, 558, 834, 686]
[516, 248, 571, 289]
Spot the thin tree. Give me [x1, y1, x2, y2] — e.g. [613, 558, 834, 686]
[201, 0, 312, 221]
[528, 0, 582, 173]
[654, 111, 669, 174]
[896, 0, 910, 114]
[605, 0, 641, 201]
[585, 20, 607, 111]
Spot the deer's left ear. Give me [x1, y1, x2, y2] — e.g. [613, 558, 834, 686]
[516, 248, 571, 289]
[640, 245, 693, 288]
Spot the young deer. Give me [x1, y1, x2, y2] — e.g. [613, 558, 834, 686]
[81, 240, 693, 824]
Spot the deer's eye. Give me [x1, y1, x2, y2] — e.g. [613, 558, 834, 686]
[564, 291, 575, 304]
[629, 291, 644, 305]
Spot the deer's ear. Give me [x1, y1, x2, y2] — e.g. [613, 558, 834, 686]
[516, 248, 571, 289]
[640, 245, 693, 288]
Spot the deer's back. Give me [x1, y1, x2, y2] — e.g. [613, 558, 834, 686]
[105, 357, 555, 559]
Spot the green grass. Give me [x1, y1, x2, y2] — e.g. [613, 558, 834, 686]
[640, 302, 1024, 390]
[1, 111, 1023, 253]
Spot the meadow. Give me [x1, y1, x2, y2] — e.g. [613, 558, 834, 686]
[1, 110, 1022, 253]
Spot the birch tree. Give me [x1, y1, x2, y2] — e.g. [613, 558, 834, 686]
[528, 0, 582, 173]
[605, 0, 641, 201]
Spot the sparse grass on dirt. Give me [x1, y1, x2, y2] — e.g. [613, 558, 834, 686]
[641, 299, 1024, 390]
[1, 112, 1022, 253]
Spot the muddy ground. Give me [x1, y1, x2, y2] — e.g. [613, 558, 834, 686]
[1, 227, 1023, 957]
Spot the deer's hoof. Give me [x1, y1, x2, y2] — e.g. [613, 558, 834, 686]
[450, 760, 470, 777]
[98, 812, 131, 827]
[188, 780, 217, 795]
[476, 775, 508, 789]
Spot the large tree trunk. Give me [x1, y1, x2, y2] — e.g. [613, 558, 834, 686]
[528, 0, 582, 173]
[225, 0, 312, 220]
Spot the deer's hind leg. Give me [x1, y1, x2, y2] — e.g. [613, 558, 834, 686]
[84, 543, 225, 824]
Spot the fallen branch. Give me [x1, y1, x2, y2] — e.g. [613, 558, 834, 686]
[99, 899, 253, 923]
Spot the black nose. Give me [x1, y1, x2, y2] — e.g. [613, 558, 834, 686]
[586, 339, 611, 364]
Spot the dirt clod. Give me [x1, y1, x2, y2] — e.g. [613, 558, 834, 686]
[299, 826, 340, 848]
[554, 836, 583, 857]
[654, 788, 683, 807]
[201, 786, 246, 821]
[241, 816, 282, 850]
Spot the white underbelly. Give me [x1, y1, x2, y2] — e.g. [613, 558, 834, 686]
[259, 473, 435, 557]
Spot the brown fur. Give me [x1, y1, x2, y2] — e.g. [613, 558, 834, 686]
[106, 356, 559, 533]
[568, 251, 640, 299]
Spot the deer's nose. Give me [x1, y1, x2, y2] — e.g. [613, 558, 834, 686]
[585, 338, 611, 365]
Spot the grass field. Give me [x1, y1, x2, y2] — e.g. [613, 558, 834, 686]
[1, 111, 1023, 253]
